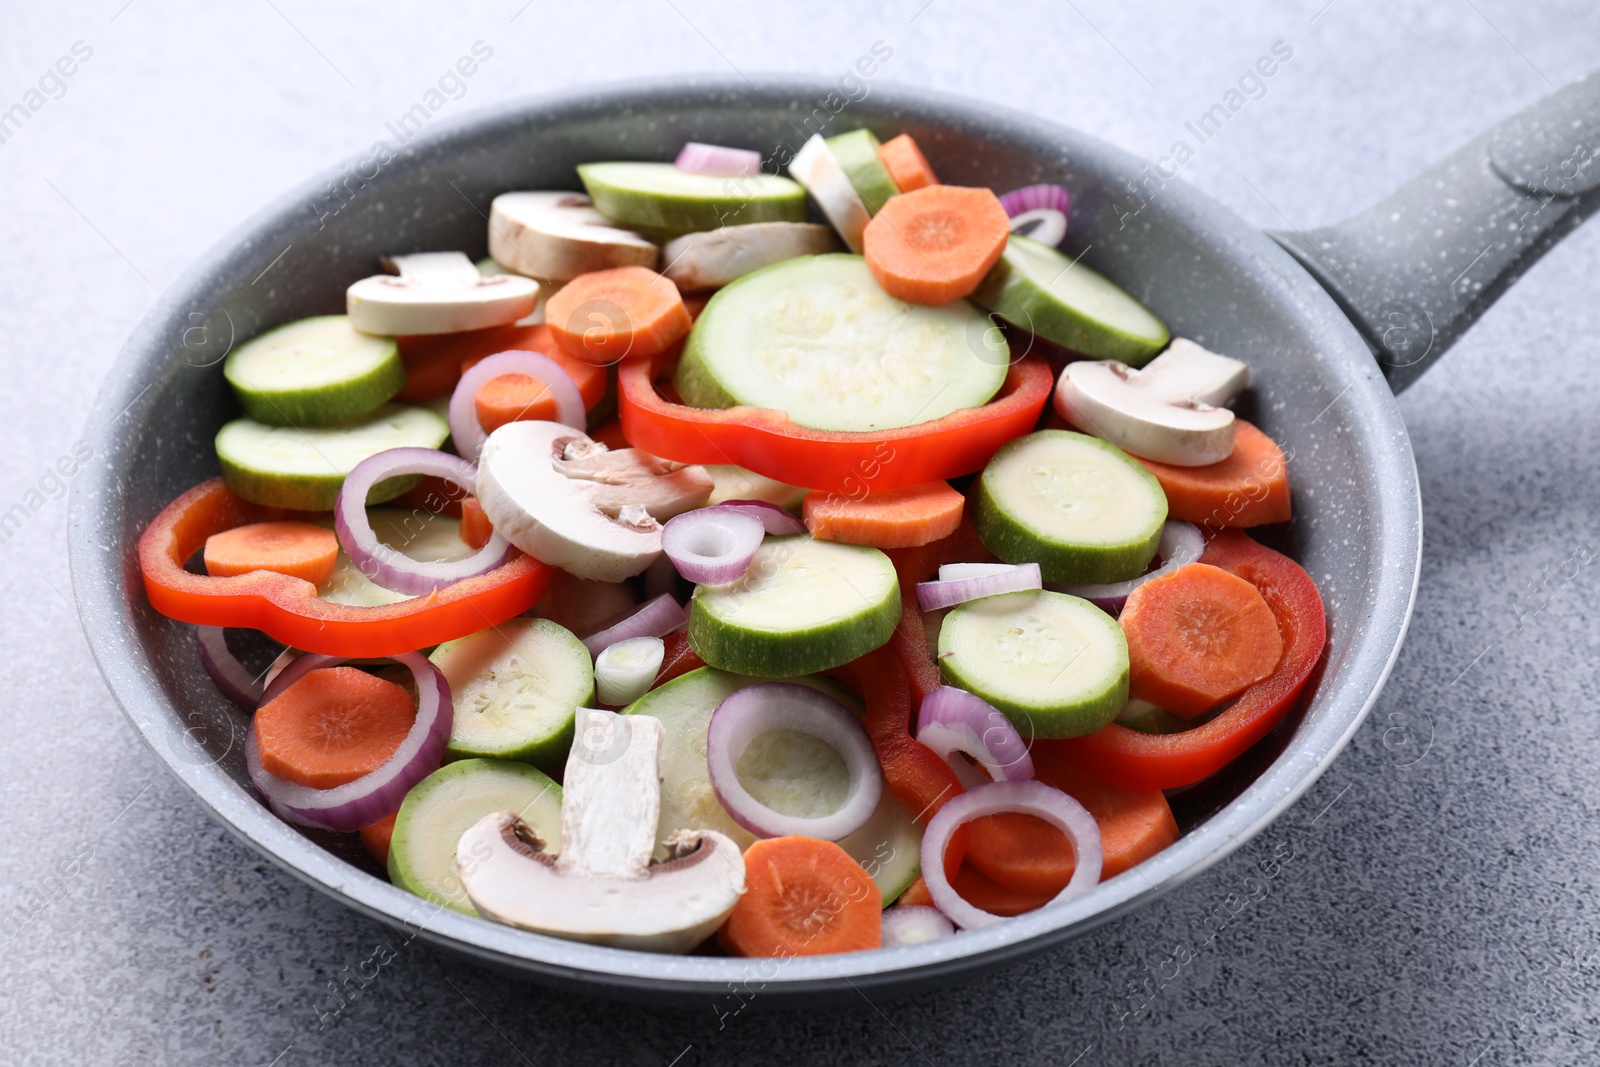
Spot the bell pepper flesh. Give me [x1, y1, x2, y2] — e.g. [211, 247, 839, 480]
[1047, 530, 1327, 791]
[617, 348, 1053, 494]
[137, 478, 550, 658]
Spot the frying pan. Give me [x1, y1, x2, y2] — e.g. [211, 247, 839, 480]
[67, 72, 1600, 1005]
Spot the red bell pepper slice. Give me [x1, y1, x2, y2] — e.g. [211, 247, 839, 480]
[137, 479, 550, 658]
[827, 646, 967, 877]
[1047, 529, 1327, 790]
[617, 348, 1053, 494]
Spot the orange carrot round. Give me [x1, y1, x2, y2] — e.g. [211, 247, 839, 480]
[546, 265, 691, 364]
[894, 874, 936, 908]
[459, 324, 607, 435]
[459, 496, 494, 551]
[1135, 419, 1291, 529]
[1120, 562, 1284, 717]
[254, 666, 416, 790]
[863, 185, 1010, 306]
[203, 521, 339, 586]
[359, 811, 398, 866]
[876, 133, 939, 193]
[718, 837, 883, 957]
[950, 862, 1056, 917]
[803, 480, 965, 548]
[964, 747, 1179, 895]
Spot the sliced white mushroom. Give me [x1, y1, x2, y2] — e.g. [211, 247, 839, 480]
[457, 709, 745, 953]
[488, 192, 659, 282]
[1053, 338, 1251, 466]
[346, 251, 539, 336]
[789, 135, 871, 253]
[475, 420, 713, 582]
[660, 222, 842, 291]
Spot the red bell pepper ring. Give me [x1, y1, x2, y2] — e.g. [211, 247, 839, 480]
[617, 348, 1053, 494]
[1048, 529, 1328, 791]
[653, 631, 708, 688]
[827, 646, 967, 878]
[137, 479, 550, 658]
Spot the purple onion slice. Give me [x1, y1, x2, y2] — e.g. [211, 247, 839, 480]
[579, 593, 688, 658]
[334, 447, 512, 596]
[915, 686, 1035, 789]
[674, 142, 762, 177]
[448, 348, 585, 460]
[661, 507, 765, 585]
[706, 682, 882, 842]
[246, 651, 452, 833]
[195, 626, 264, 709]
[1052, 520, 1205, 614]
[920, 780, 1102, 930]
[881, 906, 956, 947]
[916, 562, 1042, 612]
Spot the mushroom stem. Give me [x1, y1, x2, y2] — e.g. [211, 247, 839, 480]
[557, 710, 661, 880]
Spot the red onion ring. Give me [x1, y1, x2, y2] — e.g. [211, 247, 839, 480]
[448, 349, 585, 460]
[674, 141, 762, 177]
[881, 905, 956, 947]
[334, 447, 512, 596]
[916, 562, 1042, 611]
[937, 563, 1017, 582]
[715, 499, 807, 536]
[1008, 207, 1066, 248]
[661, 507, 765, 585]
[1052, 520, 1205, 614]
[580, 592, 688, 658]
[194, 626, 264, 709]
[706, 682, 883, 841]
[915, 686, 1035, 789]
[246, 651, 452, 832]
[920, 780, 1103, 930]
[998, 183, 1071, 220]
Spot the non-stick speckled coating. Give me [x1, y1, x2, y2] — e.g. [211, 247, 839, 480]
[67, 76, 1419, 1005]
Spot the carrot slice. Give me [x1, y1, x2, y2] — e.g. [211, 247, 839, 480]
[458, 324, 608, 432]
[359, 811, 397, 866]
[803, 480, 964, 548]
[881, 512, 991, 589]
[203, 521, 339, 586]
[964, 746, 1179, 896]
[895, 874, 936, 908]
[863, 185, 1010, 306]
[876, 133, 939, 193]
[1135, 419, 1291, 530]
[459, 496, 493, 550]
[718, 837, 883, 957]
[254, 666, 416, 790]
[1120, 562, 1284, 717]
[951, 862, 1056, 917]
[546, 265, 691, 364]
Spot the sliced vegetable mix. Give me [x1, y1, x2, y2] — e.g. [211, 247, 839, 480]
[140, 129, 1324, 958]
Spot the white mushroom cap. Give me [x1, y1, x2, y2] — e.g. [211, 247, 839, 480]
[457, 710, 745, 954]
[789, 135, 871, 254]
[660, 222, 842, 291]
[1054, 339, 1251, 466]
[489, 192, 659, 282]
[475, 421, 713, 582]
[347, 251, 538, 336]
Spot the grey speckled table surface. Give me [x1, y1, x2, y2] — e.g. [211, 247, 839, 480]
[4, 2, 1598, 1064]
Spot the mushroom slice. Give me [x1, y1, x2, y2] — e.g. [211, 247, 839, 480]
[489, 192, 659, 282]
[347, 251, 539, 336]
[457, 710, 745, 953]
[1053, 339, 1251, 467]
[476, 420, 713, 582]
[660, 222, 843, 291]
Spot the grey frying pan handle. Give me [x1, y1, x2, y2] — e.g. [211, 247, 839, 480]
[1271, 70, 1600, 392]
